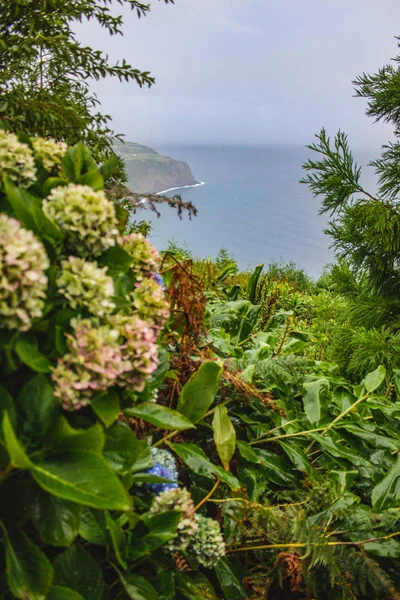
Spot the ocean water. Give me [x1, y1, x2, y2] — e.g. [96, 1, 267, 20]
[140, 146, 373, 279]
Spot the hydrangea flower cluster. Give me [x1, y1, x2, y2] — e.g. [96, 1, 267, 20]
[52, 318, 123, 410]
[110, 314, 159, 392]
[0, 214, 49, 331]
[52, 314, 160, 409]
[188, 514, 226, 568]
[0, 130, 36, 188]
[132, 278, 170, 328]
[150, 487, 198, 551]
[42, 184, 118, 257]
[57, 256, 115, 316]
[32, 137, 67, 172]
[119, 232, 161, 280]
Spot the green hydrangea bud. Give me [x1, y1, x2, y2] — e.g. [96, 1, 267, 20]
[0, 214, 49, 331]
[42, 184, 118, 257]
[0, 131, 36, 188]
[188, 514, 226, 568]
[118, 233, 161, 280]
[57, 256, 115, 316]
[32, 137, 67, 172]
[150, 487, 198, 552]
[132, 278, 170, 328]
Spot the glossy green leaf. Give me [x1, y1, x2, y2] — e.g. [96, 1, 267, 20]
[215, 557, 247, 600]
[126, 402, 195, 430]
[49, 417, 104, 453]
[212, 405, 236, 470]
[104, 421, 144, 474]
[3, 174, 38, 233]
[364, 365, 386, 393]
[310, 433, 371, 467]
[170, 442, 239, 489]
[99, 155, 119, 181]
[16, 374, 58, 439]
[2, 412, 31, 469]
[0, 385, 16, 437]
[79, 508, 108, 545]
[48, 587, 84, 600]
[128, 511, 181, 559]
[303, 378, 329, 424]
[119, 573, 157, 600]
[31, 451, 131, 510]
[0, 520, 54, 600]
[246, 263, 264, 304]
[364, 539, 400, 558]
[15, 338, 51, 372]
[31, 487, 81, 546]
[372, 455, 400, 512]
[53, 546, 104, 600]
[91, 390, 119, 428]
[106, 513, 126, 569]
[175, 571, 217, 600]
[280, 441, 313, 475]
[237, 440, 264, 464]
[178, 361, 222, 423]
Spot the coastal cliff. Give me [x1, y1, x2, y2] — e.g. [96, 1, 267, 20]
[114, 141, 197, 194]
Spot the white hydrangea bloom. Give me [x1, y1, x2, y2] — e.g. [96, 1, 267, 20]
[42, 184, 118, 257]
[57, 256, 115, 316]
[32, 137, 67, 171]
[0, 131, 36, 188]
[0, 214, 49, 331]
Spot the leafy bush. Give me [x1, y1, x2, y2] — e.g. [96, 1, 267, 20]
[0, 132, 225, 599]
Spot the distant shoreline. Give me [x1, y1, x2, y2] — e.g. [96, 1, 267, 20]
[156, 181, 205, 195]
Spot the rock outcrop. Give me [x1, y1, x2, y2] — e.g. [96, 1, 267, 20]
[115, 141, 197, 194]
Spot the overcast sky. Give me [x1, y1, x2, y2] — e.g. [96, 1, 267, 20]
[80, 0, 400, 148]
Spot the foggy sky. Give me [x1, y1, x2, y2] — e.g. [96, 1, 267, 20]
[79, 0, 400, 148]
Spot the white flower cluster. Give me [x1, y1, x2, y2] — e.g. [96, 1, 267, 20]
[32, 137, 67, 172]
[0, 214, 49, 331]
[150, 487, 198, 552]
[57, 256, 115, 316]
[0, 131, 36, 188]
[42, 184, 118, 257]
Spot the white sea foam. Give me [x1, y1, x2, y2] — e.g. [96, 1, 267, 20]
[156, 181, 205, 195]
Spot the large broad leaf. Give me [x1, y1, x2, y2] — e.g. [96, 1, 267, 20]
[2, 412, 31, 469]
[212, 405, 236, 470]
[126, 402, 195, 430]
[49, 417, 104, 453]
[3, 174, 38, 233]
[16, 374, 59, 440]
[215, 558, 247, 600]
[119, 573, 158, 600]
[239, 445, 297, 486]
[106, 513, 126, 569]
[310, 433, 371, 468]
[15, 338, 51, 373]
[169, 442, 239, 490]
[363, 539, 400, 558]
[279, 441, 313, 475]
[364, 365, 386, 393]
[128, 511, 182, 560]
[31, 487, 81, 546]
[104, 421, 151, 474]
[31, 451, 131, 510]
[0, 520, 54, 600]
[175, 572, 217, 600]
[246, 263, 264, 304]
[48, 587, 84, 600]
[0, 384, 16, 437]
[302, 378, 329, 425]
[79, 508, 108, 545]
[372, 455, 400, 512]
[53, 546, 104, 600]
[178, 361, 222, 423]
[91, 390, 120, 428]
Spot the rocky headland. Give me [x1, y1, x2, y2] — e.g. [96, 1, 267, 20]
[115, 141, 198, 194]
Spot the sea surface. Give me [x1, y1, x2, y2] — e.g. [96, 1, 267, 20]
[139, 145, 375, 280]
